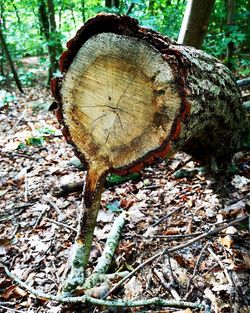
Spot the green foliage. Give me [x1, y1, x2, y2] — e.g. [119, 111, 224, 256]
[0, 91, 16, 108]
[36, 126, 56, 135]
[0, 0, 249, 88]
[204, 0, 249, 74]
[106, 200, 122, 212]
[106, 173, 141, 185]
[25, 136, 44, 146]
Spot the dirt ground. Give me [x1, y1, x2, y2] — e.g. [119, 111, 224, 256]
[0, 87, 249, 312]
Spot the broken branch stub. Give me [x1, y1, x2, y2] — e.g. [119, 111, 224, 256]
[51, 14, 248, 279]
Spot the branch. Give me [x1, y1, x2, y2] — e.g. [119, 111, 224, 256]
[104, 215, 248, 298]
[237, 78, 250, 88]
[3, 266, 204, 309]
[83, 211, 127, 289]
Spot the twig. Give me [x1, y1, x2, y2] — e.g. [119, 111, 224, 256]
[153, 268, 181, 300]
[7, 109, 26, 137]
[125, 232, 203, 240]
[0, 304, 26, 313]
[24, 170, 28, 202]
[152, 206, 183, 227]
[186, 242, 210, 295]
[207, 247, 233, 286]
[103, 215, 248, 298]
[43, 195, 65, 221]
[164, 249, 175, 284]
[45, 217, 76, 233]
[35, 205, 48, 227]
[53, 181, 84, 197]
[3, 266, 204, 309]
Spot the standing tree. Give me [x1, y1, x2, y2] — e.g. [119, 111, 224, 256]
[178, 0, 215, 48]
[225, 0, 235, 70]
[105, 0, 119, 8]
[0, 20, 23, 93]
[39, 0, 63, 84]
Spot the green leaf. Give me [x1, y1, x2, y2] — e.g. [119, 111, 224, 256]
[106, 200, 122, 212]
[17, 142, 27, 150]
[26, 137, 44, 146]
[36, 127, 56, 135]
[106, 173, 141, 185]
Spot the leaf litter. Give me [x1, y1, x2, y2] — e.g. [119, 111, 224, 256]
[0, 87, 249, 313]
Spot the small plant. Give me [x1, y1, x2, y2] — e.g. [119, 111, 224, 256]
[0, 91, 16, 109]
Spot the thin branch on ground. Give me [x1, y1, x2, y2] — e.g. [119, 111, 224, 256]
[207, 246, 233, 286]
[125, 232, 203, 240]
[153, 268, 181, 300]
[152, 206, 183, 227]
[3, 266, 204, 309]
[164, 248, 175, 284]
[43, 195, 65, 221]
[103, 215, 248, 298]
[7, 109, 26, 137]
[0, 304, 26, 313]
[83, 211, 127, 290]
[186, 242, 210, 296]
[24, 169, 28, 202]
[35, 205, 48, 227]
[45, 217, 76, 233]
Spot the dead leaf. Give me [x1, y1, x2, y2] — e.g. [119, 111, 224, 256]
[175, 309, 193, 313]
[124, 276, 143, 299]
[4, 141, 21, 151]
[225, 226, 238, 234]
[2, 285, 27, 299]
[162, 227, 180, 235]
[120, 198, 135, 209]
[231, 175, 250, 189]
[128, 204, 145, 223]
[219, 235, 233, 248]
[85, 281, 111, 299]
[96, 209, 114, 223]
[174, 254, 186, 267]
[242, 253, 250, 269]
[143, 225, 158, 237]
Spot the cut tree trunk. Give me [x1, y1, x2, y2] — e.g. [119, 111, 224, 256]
[51, 13, 249, 291]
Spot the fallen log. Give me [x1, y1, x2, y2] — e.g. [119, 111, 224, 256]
[51, 13, 249, 292]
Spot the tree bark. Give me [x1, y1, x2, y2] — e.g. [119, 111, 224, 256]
[178, 0, 215, 49]
[51, 14, 249, 287]
[39, 0, 62, 84]
[105, 0, 119, 8]
[81, 0, 86, 23]
[225, 0, 235, 71]
[0, 22, 23, 93]
[248, 0, 250, 51]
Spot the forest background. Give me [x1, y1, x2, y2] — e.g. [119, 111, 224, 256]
[0, 0, 249, 94]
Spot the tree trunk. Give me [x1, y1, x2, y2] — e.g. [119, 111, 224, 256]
[178, 0, 215, 49]
[39, 0, 62, 84]
[105, 0, 119, 8]
[0, 22, 23, 93]
[81, 0, 86, 23]
[0, 2, 5, 76]
[247, 0, 250, 51]
[51, 14, 249, 285]
[225, 0, 235, 71]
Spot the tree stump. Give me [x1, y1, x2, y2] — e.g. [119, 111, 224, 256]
[51, 13, 249, 293]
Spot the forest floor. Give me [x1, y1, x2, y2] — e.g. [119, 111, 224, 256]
[0, 87, 249, 313]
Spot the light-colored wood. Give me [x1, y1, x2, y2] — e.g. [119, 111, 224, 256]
[62, 33, 181, 172]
